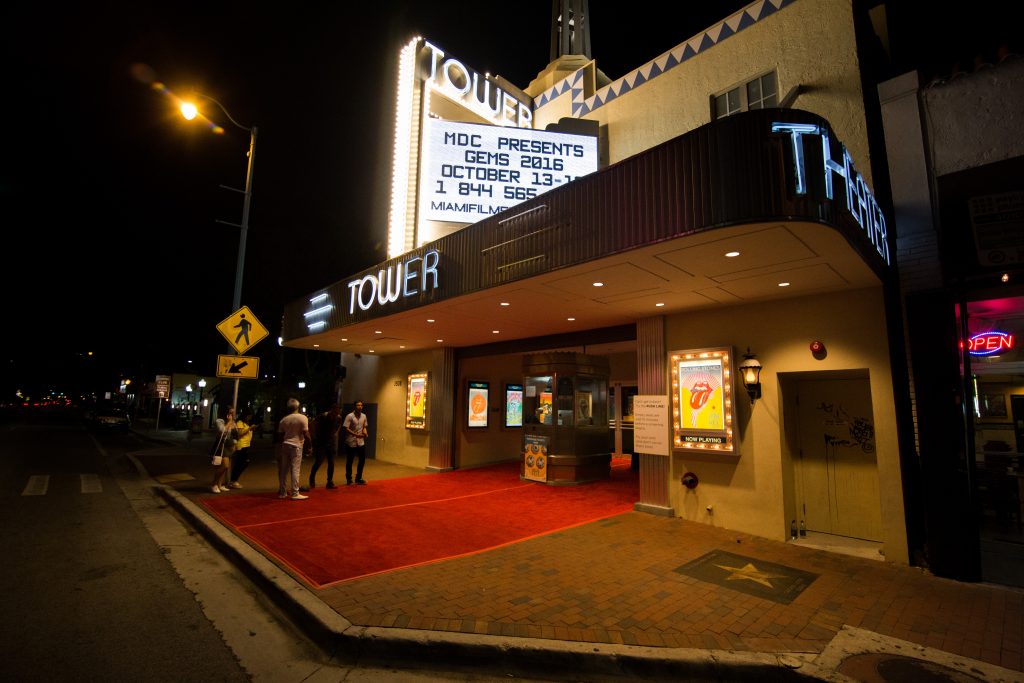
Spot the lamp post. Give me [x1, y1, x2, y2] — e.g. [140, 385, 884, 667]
[180, 94, 257, 411]
[198, 377, 210, 429]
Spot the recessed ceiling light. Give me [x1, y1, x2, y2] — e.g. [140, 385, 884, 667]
[313, 344, 320, 348]
[592, 282, 604, 287]
[399, 345, 405, 349]
[369, 349, 375, 353]
[436, 339, 444, 342]
[567, 317, 576, 321]
[374, 330, 382, 334]
[492, 330, 500, 334]
[341, 338, 348, 342]
[427, 318, 435, 323]
[655, 303, 665, 307]
[778, 282, 791, 287]
[725, 251, 740, 258]
[500, 302, 510, 306]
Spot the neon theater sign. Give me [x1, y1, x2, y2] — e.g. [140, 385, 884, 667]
[347, 250, 440, 315]
[422, 41, 532, 129]
[967, 331, 1015, 356]
[771, 122, 890, 266]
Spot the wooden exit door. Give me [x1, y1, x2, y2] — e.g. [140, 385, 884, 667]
[795, 378, 883, 541]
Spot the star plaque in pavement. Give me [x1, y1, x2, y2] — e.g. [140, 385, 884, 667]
[673, 550, 819, 604]
[714, 562, 789, 589]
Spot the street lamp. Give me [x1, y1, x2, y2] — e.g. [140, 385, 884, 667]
[179, 93, 257, 411]
[179, 93, 257, 313]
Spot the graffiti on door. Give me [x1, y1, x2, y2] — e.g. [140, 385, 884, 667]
[816, 401, 875, 453]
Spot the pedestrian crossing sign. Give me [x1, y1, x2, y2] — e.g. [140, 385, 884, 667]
[216, 306, 269, 354]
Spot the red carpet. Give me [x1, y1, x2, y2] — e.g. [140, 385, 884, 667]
[201, 459, 638, 587]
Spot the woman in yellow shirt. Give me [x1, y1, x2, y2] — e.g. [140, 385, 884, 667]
[226, 410, 254, 489]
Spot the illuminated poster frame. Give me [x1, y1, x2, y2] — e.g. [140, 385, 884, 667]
[406, 372, 429, 430]
[670, 347, 738, 453]
[504, 383, 523, 428]
[467, 381, 489, 428]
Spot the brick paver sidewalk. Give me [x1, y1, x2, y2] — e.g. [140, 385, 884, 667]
[318, 513, 1023, 673]
[134, 426, 1023, 676]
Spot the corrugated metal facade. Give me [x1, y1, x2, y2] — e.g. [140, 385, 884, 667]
[285, 109, 888, 341]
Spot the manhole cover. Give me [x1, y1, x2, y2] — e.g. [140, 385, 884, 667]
[838, 653, 988, 683]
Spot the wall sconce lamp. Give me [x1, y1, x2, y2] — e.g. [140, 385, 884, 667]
[739, 348, 763, 404]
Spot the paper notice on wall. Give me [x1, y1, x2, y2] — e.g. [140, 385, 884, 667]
[633, 395, 670, 456]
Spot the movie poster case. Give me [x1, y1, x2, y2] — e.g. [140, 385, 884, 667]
[406, 371, 429, 430]
[670, 347, 738, 453]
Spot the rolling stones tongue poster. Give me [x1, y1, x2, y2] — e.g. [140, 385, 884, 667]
[671, 348, 738, 452]
[678, 358, 725, 430]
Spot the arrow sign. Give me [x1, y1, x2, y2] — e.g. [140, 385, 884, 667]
[217, 354, 260, 380]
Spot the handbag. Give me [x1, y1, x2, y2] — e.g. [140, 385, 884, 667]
[211, 454, 223, 466]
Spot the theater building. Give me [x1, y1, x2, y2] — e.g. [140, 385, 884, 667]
[282, 0, 913, 564]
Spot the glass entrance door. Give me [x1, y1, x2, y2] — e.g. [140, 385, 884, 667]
[609, 383, 637, 457]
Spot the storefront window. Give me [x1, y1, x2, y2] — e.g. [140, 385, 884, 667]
[959, 295, 1024, 584]
[556, 376, 575, 426]
[524, 375, 553, 425]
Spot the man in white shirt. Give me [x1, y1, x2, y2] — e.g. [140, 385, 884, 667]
[343, 401, 369, 485]
[277, 398, 311, 500]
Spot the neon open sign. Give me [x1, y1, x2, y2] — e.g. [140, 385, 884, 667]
[968, 331, 1015, 356]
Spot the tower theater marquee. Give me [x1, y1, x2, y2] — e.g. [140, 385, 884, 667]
[389, 38, 599, 259]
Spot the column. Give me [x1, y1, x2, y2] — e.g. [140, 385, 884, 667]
[635, 316, 673, 516]
[427, 346, 456, 471]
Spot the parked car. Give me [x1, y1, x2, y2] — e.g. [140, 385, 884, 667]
[89, 406, 131, 431]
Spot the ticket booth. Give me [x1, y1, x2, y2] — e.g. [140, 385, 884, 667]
[521, 352, 612, 484]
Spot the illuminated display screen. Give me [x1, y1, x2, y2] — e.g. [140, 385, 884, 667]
[467, 381, 489, 428]
[421, 120, 598, 224]
[505, 383, 523, 428]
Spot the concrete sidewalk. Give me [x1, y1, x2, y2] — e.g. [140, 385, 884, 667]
[129, 425, 1024, 682]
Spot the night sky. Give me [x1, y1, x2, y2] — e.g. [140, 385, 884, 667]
[0, 1, 1015, 397]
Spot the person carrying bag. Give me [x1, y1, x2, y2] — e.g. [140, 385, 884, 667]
[210, 408, 237, 493]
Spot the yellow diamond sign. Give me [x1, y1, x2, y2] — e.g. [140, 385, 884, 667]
[216, 306, 269, 354]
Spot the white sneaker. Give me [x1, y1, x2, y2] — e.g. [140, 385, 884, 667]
[290, 493, 309, 500]
[228, 482, 242, 489]
[211, 485, 222, 494]
[278, 492, 288, 499]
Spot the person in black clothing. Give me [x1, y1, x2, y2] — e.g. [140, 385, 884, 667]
[309, 404, 342, 489]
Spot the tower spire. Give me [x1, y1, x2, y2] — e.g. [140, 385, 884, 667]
[551, 0, 591, 60]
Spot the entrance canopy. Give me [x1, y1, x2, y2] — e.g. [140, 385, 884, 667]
[284, 110, 890, 355]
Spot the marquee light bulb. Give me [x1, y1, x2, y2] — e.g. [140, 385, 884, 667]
[180, 102, 198, 120]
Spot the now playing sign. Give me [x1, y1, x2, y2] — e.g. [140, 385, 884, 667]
[216, 354, 260, 380]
